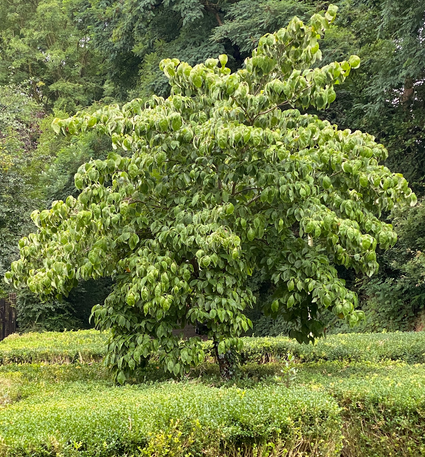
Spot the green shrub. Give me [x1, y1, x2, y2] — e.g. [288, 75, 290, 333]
[294, 360, 425, 456]
[1, 332, 425, 456]
[2, 330, 425, 367]
[0, 382, 342, 457]
[0, 330, 107, 364]
[15, 289, 83, 332]
[0, 372, 23, 406]
[0, 362, 111, 385]
[241, 332, 425, 364]
[331, 364, 425, 456]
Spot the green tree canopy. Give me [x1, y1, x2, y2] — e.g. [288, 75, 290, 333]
[6, 7, 415, 380]
[0, 86, 44, 281]
[0, 0, 106, 111]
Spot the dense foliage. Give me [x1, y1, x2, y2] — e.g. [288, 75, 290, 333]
[6, 7, 416, 379]
[0, 86, 43, 283]
[0, 0, 106, 111]
[1, 0, 424, 334]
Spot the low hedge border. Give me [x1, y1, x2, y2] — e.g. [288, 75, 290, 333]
[0, 382, 342, 457]
[0, 331, 107, 365]
[1, 330, 424, 366]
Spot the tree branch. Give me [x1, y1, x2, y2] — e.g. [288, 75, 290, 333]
[247, 194, 261, 205]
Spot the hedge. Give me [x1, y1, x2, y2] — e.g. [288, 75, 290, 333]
[0, 381, 342, 457]
[1, 330, 425, 365]
[325, 362, 425, 456]
[0, 330, 107, 364]
[240, 332, 425, 364]
[1, 331, 425, 456]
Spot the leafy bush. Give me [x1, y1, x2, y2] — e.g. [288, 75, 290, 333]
[1, 331, 425, 456]
[0, 382, 342, 457]
[2, 330, 425, 366]
[0, 330, 107, 364]
[325, 363, 425, 456]
[241, 332, 425, 364]
[0, 372, 23, 406]
[15, 289, 83, 332]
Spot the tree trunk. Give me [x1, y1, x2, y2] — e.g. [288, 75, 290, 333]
[401, 77, 414, 107]
[213, 340, 236, 379]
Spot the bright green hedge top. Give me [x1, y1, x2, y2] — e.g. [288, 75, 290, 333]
[1, 330, 424, 365]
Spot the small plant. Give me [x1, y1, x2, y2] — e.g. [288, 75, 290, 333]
[138, 420, 197, 457]
[276, 352, 298, 387]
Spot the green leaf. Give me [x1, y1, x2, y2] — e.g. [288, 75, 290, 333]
[116, 371, 126, 385]
[51, 119, 61, 134]
[219, 54, 228, 67]
[173, 363, 181, 376]
[226, 203, 234, 215]
[322, 176, 331, 189]
[359, 175, 368, 187]
[348, 55, 361, 69]
[171, 114, 182, 131]
[129, 233, 139, 250]
[247, 228, 256, 241]
[74, 174, 84, 190]
[193, 75, 203, 88]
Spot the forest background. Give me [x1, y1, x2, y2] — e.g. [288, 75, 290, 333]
[0, 0, 424, 335]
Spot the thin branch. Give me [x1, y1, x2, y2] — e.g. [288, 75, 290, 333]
[230, 96, 253, 124]
[233, 186, 261, 196]
[251, 81, 315, 124]
[231, 181, 237, 195]
[247, 194, 261, 205]
[251, 101, 289, 124]
[128, 199, 165, 210]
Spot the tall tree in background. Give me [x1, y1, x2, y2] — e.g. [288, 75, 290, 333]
[0, 86, 43, 281]
[0, 0, 106, 111]
[322, 0, 425, 193]
[330, 0, 425, 330]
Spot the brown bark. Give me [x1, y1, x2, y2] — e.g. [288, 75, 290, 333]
[213, 340, 236, 379]
[214, 11, 223, 26]
[401, 77, 414, 107]
[203, 1, 223, 26]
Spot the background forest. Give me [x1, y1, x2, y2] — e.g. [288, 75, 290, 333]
[1, 0, 424, 334]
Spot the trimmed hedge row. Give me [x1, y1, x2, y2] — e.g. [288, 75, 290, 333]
[241, 332, 425, 364]
[0, 331, 107, 364]
[317, 362, 425, 456]
[1, 361, 425, 456]
[0, 381, 342, 457]
[1, 333, 425, 456]
[1, 330, 425, 365]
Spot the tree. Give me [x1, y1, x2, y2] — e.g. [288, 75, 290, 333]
[67, 0, 319, 101]
[66, 0, 231, 100]
[319, 0, 425, 194]
[316, 0, 425, 332]
[0, 0, 106, 112]
[6, 6, 415, 380]
[0, 85, 43, 281]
